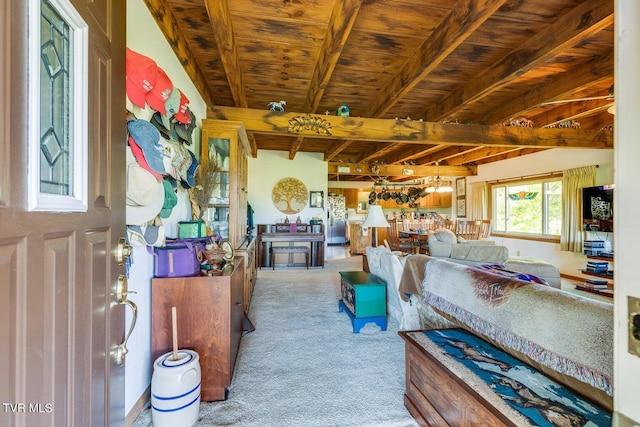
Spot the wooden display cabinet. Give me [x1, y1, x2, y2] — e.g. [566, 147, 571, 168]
[151, 258, 245, 401]
[201, 120, 251, 250]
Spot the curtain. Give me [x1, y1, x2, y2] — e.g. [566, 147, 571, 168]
[470, 181, 488, 219]
[561, 165, 597, 252]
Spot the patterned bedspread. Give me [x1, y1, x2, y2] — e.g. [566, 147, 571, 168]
[410, 329, 611, 427]
[422, 259, 613, 407]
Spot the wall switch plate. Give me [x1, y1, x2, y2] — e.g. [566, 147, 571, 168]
[628, 296, 640, 357]
[337, 166, 351, 173]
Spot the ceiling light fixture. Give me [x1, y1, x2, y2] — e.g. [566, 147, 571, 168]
[424, 161, 453, 193]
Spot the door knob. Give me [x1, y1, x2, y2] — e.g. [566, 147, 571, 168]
[115, 237, 132, 266]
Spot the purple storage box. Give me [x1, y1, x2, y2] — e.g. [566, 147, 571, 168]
[151, 237, 211, 278]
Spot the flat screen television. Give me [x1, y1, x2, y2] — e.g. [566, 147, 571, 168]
[582, 184, 614, 232]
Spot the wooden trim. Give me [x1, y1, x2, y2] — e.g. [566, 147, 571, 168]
[125, 385, 150, 427]
[489, 232, 560, 244]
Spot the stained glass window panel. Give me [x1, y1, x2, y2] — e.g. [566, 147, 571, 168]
[40, 0, 71, 196]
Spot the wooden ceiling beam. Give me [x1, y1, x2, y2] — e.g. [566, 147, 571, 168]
[328, 163, 477, 177]
[357, 142, 402, 163]
[381, 144, 442, 165]
[303, 0, 363, 113]
[208, 105, 613, 149]
[290, 0, 363, 160]
[423, 0, 614, 121]
[204, 0, 247, 108]
[413, 146, 479, 166]
[142, 0, 218, 107]
[324, 140, 354, 162]
[365, 0, 507, 118]
[536, 102, 614, 128]
[475, 148, 542, 165]
[247, 132, 258, 158]
[476, 50, 614, 125]
[444, 146, 524, 166]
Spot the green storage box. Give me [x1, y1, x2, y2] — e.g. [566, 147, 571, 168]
[178, 220, 207, 238]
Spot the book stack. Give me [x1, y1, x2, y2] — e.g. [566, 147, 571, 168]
[583, 240, 605, 257]
[585, 260, 610, 274]
[582, 278, 609, 289]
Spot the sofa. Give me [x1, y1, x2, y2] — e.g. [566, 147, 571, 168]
[365, 246, 421, 330]
[427, 228, 509, 265]
[428, 228, 562, 288]
[395, 255, 613, 425]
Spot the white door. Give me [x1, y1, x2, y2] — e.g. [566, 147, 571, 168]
[0, 0, 127, 425]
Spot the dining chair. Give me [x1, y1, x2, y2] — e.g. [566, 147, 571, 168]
[455, 220, 482, 240]
[479, 219, 492, 239]
[386, 221, 415, 254]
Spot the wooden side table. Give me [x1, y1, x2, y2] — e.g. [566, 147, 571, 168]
[338, 271, 387, 333]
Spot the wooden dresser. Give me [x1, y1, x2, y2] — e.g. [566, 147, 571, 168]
[151, 257, 245, 401]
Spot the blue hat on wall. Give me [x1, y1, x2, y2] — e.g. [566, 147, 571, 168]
[126, 119, 166, 176]
[181, 149, 199, 189]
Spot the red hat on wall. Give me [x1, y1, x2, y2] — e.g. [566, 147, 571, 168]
[173, 90, 191, 125]
[126, 48, 157, 108]
[145, 67, 173, 115]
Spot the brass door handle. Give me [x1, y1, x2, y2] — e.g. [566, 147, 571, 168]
[113, 275, 138, 367]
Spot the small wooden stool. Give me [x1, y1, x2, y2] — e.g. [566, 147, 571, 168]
[271, 245, 309, 269]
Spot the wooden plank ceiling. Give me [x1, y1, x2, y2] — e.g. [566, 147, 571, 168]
[144, 0, 614, 181]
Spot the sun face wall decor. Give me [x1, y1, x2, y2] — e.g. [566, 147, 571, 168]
[272, 177, 308, 214]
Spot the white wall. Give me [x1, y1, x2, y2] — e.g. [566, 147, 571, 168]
[248, 150, 328, 226]
[124, 0, 207, 415]
[468, 148, 614, 277]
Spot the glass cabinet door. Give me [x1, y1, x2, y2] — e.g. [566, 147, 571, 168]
[206, 136, 230, 240]
[206, 205, 229, 239]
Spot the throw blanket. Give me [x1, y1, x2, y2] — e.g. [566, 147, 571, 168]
[422, 259, 613, 407]
[398, 254, 431, 300]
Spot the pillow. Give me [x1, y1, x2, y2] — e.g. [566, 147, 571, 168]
[433, 228, 456, 244]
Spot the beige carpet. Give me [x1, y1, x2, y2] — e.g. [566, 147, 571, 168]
[132, 256, 418, 427]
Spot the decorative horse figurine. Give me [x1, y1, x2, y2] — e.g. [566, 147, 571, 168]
[268, 100, 286, 112]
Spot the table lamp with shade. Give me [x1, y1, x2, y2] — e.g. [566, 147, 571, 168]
[361, 205, 389, 247]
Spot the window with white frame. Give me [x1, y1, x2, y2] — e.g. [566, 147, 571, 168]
[28, 0, 88, 212]
[490, 176, 562, 238]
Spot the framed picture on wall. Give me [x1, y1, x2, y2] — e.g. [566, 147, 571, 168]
[310, 191, 324, 208]
[456, 177, 466, 197]
[457, 198, 466, 218]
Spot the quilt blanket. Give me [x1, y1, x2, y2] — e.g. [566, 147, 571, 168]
[416, 329, 611, 427]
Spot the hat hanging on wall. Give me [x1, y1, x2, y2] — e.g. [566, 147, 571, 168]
[127, 119, 166, 176]
[159, 179, 178, 218]
[125, 147, 165, 225]
[126, 48, 158, 108]
[128, 135, 163, 179]
[174, 109, 196, 145]
[145, 67, 173, 115]
[181, 149, 199, 189]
